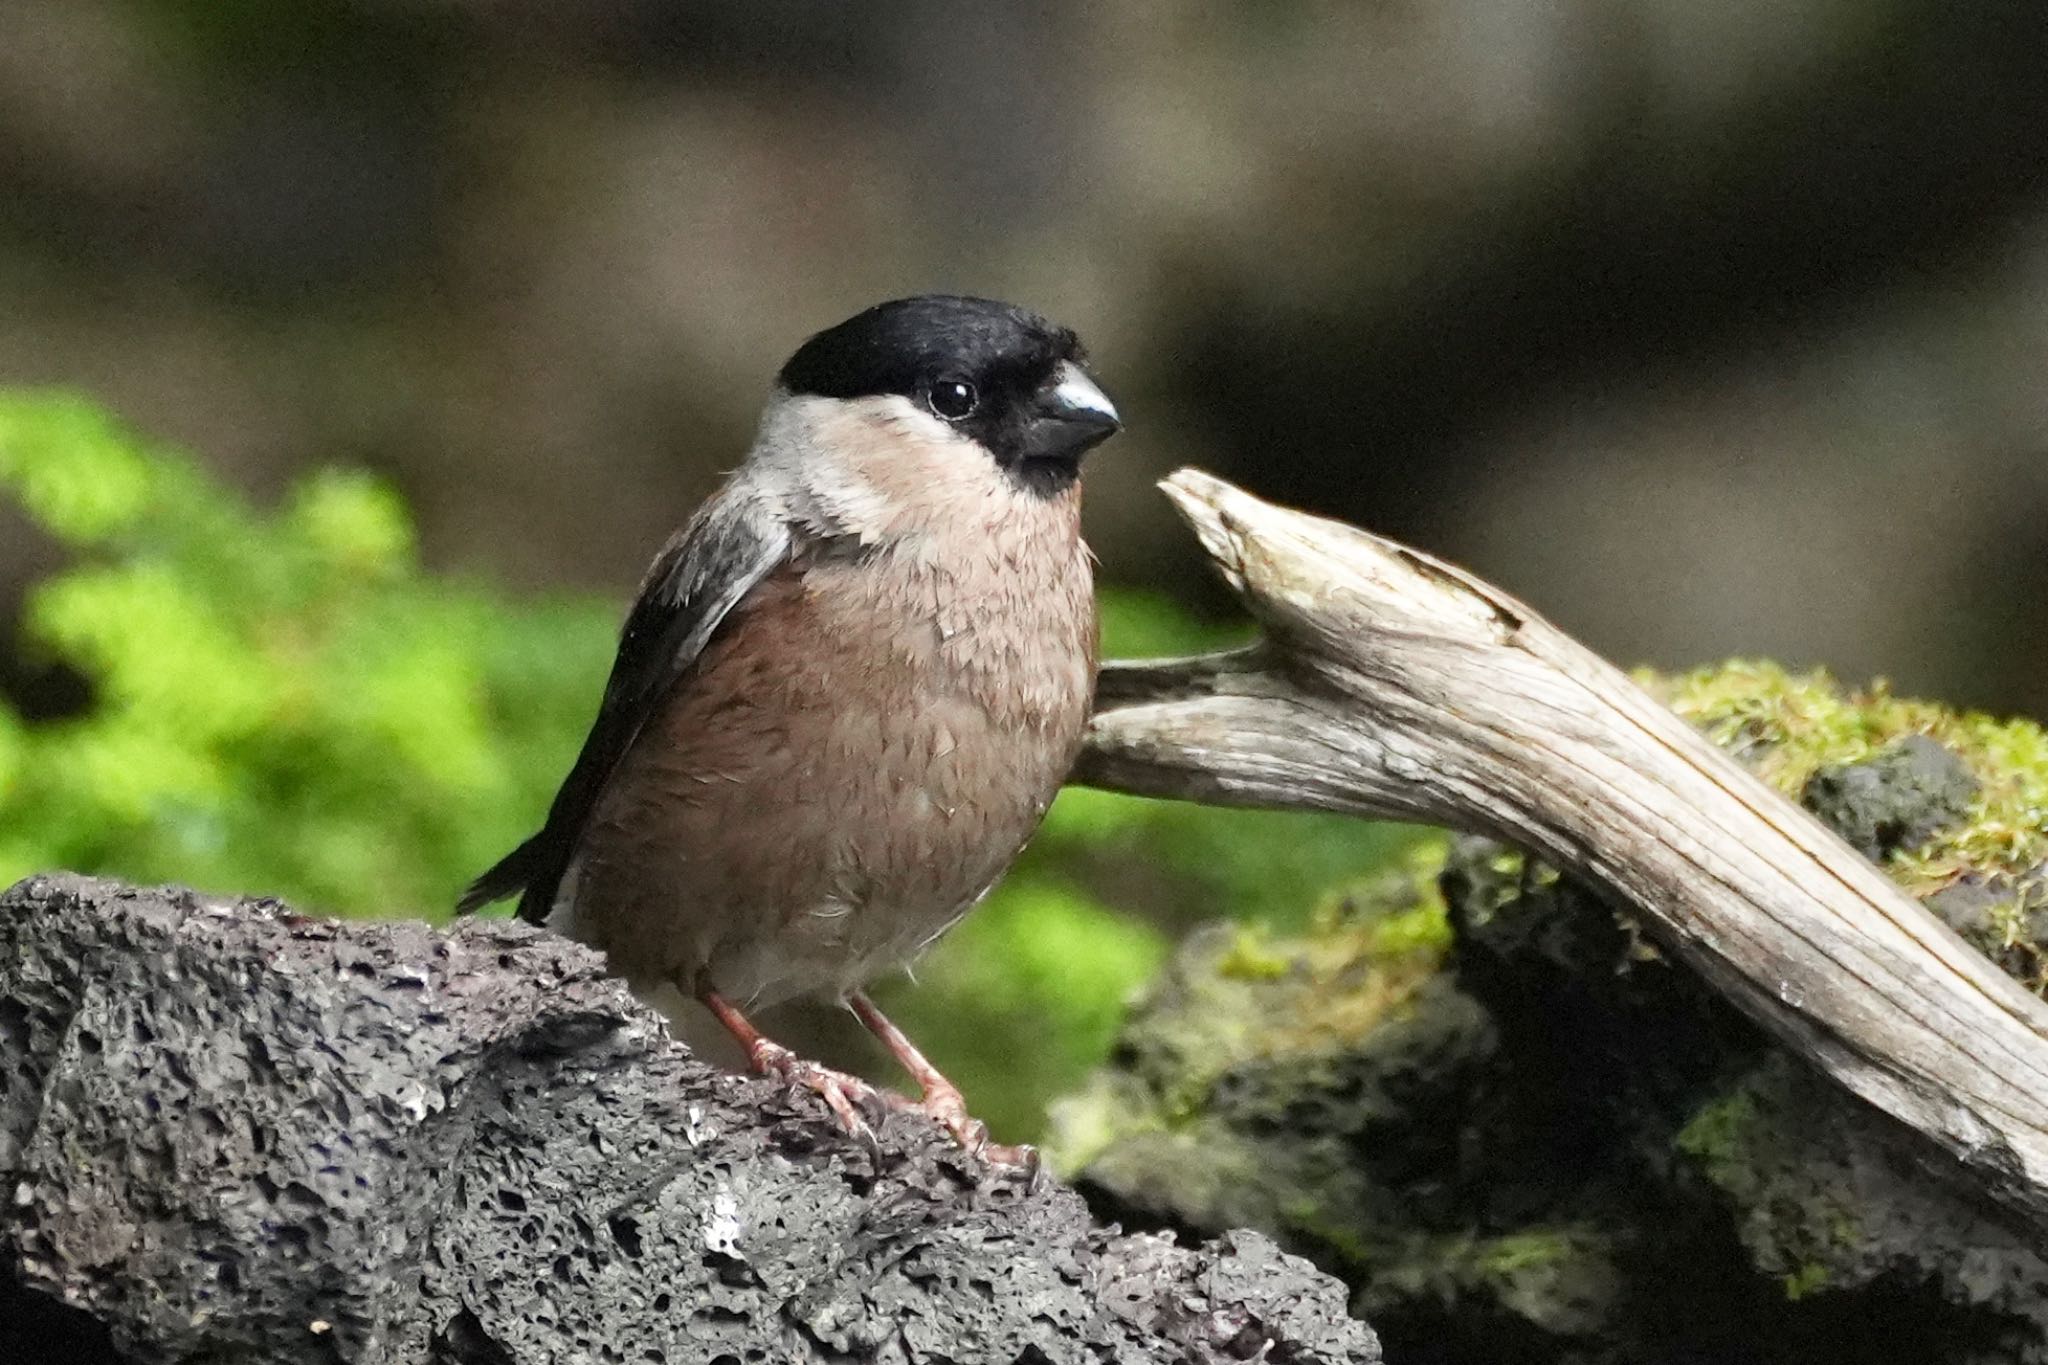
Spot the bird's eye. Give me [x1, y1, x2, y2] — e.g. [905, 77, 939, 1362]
[927, 378, 979, 421]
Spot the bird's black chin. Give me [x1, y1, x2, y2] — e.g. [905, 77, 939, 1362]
[1005, 453, 1085, 498]
[967, 360, 1117, 496]
[998, 391, 1117, 497]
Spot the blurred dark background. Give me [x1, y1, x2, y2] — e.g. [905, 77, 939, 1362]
[4, 0, 2047, 713]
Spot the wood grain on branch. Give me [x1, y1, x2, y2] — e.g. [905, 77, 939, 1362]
[1076, 469, 2048, 1225]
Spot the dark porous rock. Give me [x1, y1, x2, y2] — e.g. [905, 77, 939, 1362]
[0, 874, 1378, 1365]
[1801, 734, 1978, 863]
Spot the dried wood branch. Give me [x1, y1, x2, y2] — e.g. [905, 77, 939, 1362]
[1076, 468, 2048, 1225]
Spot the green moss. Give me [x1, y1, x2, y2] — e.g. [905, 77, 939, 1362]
[1443, 841, 1561, 931]
[1476, 1228, 1594, 1276]
[1217, 924, 1297, 980]
[1673, 1061, 1874, 1289]
[1783, 1262, 1829, 1301]
[1651, 660, 2048, 990]
[1281, 1195, 1379, 1273]
[1254, 859, 1456, 1058]
[1039, 1073, 1172, 1178]
[1059, 1120, 1287, 1234]
[1055, 657, 2048, 1351]
[1045, 849, 1457, 1171]
[0, 393, 156, 542]
[1398, 1227, 1623, 1338]
[0, 391, 613, 913]
[1368, 901, 1454, 958]
[1674, 1092, 1760, 1178]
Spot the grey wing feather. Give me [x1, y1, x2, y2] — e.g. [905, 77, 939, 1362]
[457, 485, 793, 922]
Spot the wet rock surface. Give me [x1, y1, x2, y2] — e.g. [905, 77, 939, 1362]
[0, 874, 1379, 1365]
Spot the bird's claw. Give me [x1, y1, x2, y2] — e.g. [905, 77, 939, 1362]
[851, 1082, 893, 1134]
[748, 1040, 882, 1145]
[884, 1082, 1036, 1169]
[983, 1139, 1041, 1173]
[739, 1025, 1039, 1174]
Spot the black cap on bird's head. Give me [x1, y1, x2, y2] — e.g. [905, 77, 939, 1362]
[779, 295, 1121, 487]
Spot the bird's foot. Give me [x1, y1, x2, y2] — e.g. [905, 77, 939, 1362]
[746, 1038, 885, 1140]
[845, 990, 1038, 1172]
[884, 1079, 1038, 1171]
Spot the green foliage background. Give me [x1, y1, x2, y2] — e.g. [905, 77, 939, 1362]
[0, 391, 1413, 1137]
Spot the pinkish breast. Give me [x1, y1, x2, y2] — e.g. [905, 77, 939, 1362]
[566, 489, 1096, 1005]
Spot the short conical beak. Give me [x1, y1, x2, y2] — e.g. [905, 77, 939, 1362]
[1025, 361, 1121, 463]
[1047, 363, 1120, 429]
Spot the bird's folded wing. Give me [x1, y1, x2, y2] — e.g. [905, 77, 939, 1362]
[459, 485, 794, 922]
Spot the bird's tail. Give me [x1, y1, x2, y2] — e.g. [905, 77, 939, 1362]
[455, 834, 546, 916]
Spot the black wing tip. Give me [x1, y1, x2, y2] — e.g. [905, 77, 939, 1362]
[455, 835, 545, 916]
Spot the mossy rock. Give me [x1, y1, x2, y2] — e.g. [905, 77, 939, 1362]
[1051, 663, 2048, 1365]
[1651, 660, 2048, 988]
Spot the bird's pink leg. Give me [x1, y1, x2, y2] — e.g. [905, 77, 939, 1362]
[849, 991, 1034, 1168]
[697, 982, 879, 1138]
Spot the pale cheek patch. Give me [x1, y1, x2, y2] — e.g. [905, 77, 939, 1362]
[749, 389, 1078, 555]
[799, 397, 1015, 541]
